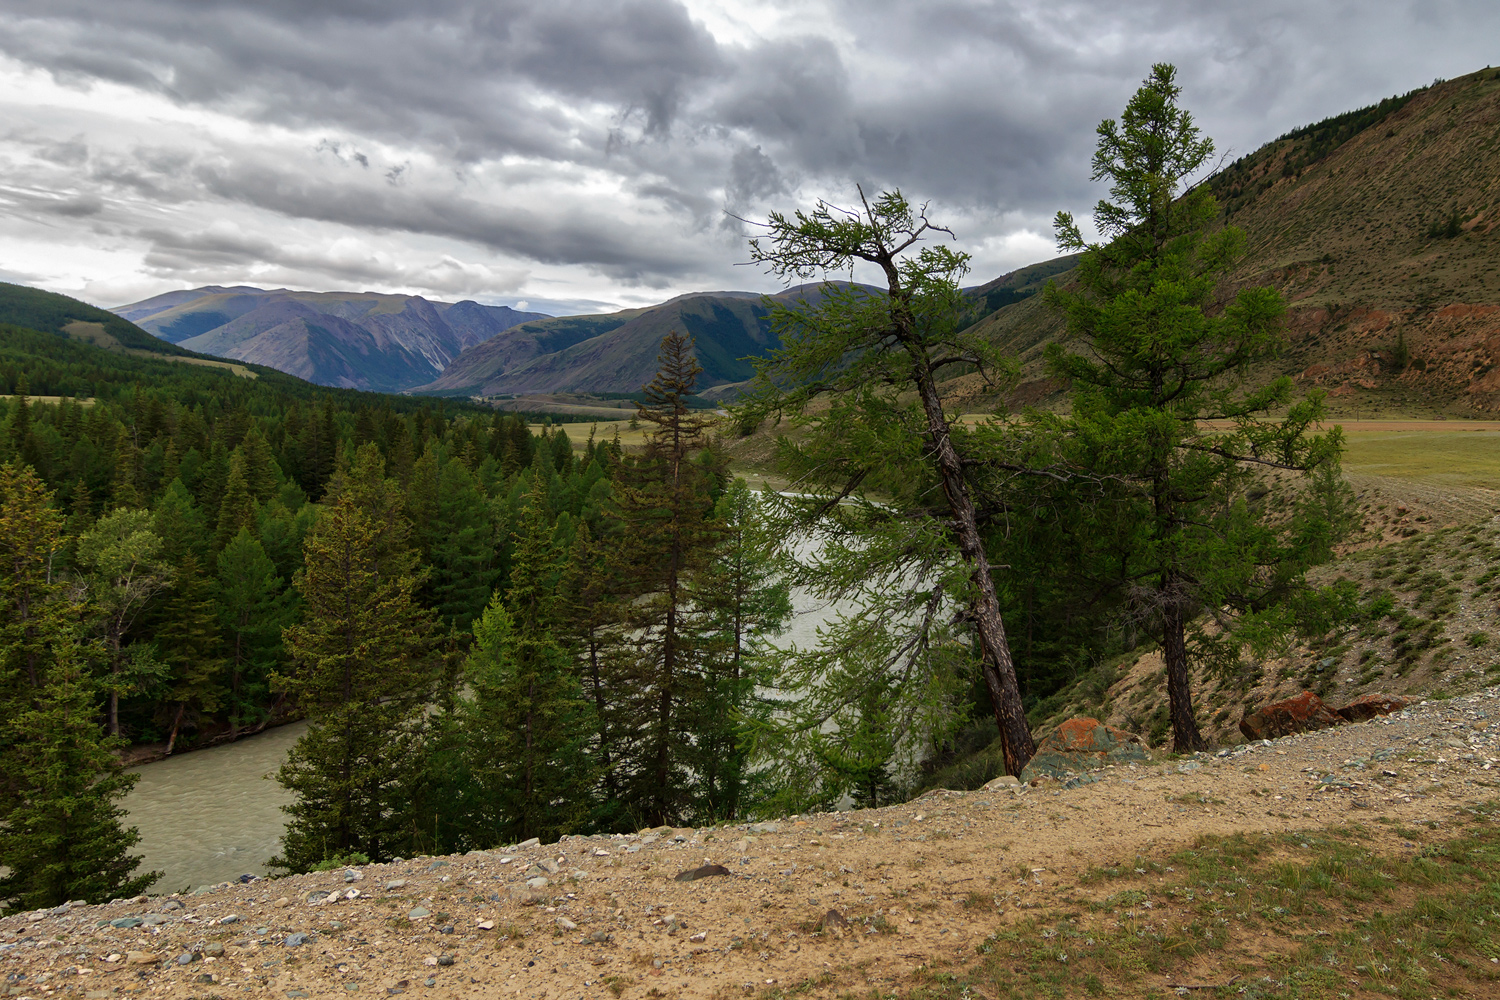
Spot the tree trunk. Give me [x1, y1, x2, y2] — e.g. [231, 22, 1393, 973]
[165, 702, 185, 755]
[1161, 596, 1206, 752]
[896, 317, 1036, 776]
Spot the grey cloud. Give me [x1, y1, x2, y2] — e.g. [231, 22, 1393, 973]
[4, 0, 1500, 303]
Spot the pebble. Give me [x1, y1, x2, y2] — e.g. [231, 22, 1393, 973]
[384, 879, 408, 891]
[125, 951, 158, 965]
[218, 914, 239, 925]
[202, 942, 225, 958]
[175, 951, 196, 965]
[285, 933, 311, 947]
[408, 907, 431, 920]
[437, 954, 455, 967]
[556, 917, 578, 931]
[526, 877, 549, 890]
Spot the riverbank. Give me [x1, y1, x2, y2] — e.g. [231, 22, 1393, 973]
[9, 691, 1500, 999]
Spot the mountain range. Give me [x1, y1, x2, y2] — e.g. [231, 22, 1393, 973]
[113, 287, 548, 393]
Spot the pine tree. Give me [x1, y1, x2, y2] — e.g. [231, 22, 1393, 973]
[272, 462, 436, 871]
[455, 482, 593, 845]
[238, 427, 282, 502]
[424, 459, 498, 630]
[0, 655, 159, 911]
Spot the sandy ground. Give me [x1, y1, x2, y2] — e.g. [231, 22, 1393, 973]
[7, 693, 1500, 1000]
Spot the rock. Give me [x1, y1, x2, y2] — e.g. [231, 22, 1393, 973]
[176, 951, 197, 965]
[284, 932, 311, 947]
[536, 858, 560, 874]
[110, 917, 143, 928]
[733, 838, 752, 854]
[1019, 717, 1149, 783]
[192, 885, 217, 896]
[141, 913, 167, 925]
[526, 876, 549, 890]
[517, 837, 541, 849]
[161, 899, 184, 911]
[125, 951, 159, 965]
[981, 775, 1020, 791]
[426, 860, 449, 871]
[818, 910, 850, 937]
[556, 917, 578, 931]
[674, 864, 732, 882]
[1240, 691, 1344, 740]
[407, 907, 431, 920]
[476, 920, 495, 931]
[437, 955, 455, 967]
[202, 942, 225, 958]
[749, 822, 781, 834]
[588, 930, 611, 943]
[272, 897, 290, 908]
[688, 931, 707, 943]
[425, 978, 437, 988]
[1335, 693, 1411, 723]
[384, 879, 408, 891]
[218, 914, 239, 925]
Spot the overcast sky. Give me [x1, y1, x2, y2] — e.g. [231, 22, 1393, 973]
[0, 1, 1495, 315]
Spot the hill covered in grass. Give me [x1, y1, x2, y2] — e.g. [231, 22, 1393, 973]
[965, 67, 1500, 417]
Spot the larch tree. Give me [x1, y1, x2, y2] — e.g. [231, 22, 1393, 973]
[741, 190, 1037, 776]
[1047, 64, 1351, 750]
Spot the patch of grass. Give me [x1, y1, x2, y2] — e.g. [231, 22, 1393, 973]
[902, 804, 1500, 1000]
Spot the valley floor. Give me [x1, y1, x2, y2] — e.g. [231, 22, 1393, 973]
[8, 692, 1500, 999]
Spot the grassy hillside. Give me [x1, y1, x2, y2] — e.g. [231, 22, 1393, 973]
[962, 66, 1500, 417]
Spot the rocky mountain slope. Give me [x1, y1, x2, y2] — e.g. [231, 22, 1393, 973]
[112, 287, 547, 393]
[415, 286, 838, 398]
[971, 66, 1500, 416]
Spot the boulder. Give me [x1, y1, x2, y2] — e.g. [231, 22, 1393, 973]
[1018, 717, 1149, 784]
[1334, 693, 1410, 722]
[1239, 691, 1342, 740]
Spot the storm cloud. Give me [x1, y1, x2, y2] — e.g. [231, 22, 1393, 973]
[0, 0, 1496, 310]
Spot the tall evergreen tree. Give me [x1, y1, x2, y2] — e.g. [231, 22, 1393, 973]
[153, 555, 227, 753]
[217, 528, 287, 738]
[216, 452, 258, 549]
[0, 655, 159, 911]
[272, 458, 435, 872]
[455, 482, 593, 845]
[1047, 64, 1351, 750]
[605, 333, 726, 827]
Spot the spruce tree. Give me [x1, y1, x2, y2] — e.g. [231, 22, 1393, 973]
[153, 555, 227, 753]
[272, 451, 435, 871]
[0, 655, 159, 911]
[217, 528, 287, 738]
[216, 452, 258, 549]
[605, 332, 725, 827]
[1047, 64, 1351, 750]
[456, 483, 593, 845]
[689, 480, 791, 821]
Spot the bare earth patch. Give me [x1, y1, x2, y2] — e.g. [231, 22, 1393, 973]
[7, 693, 1500, 999]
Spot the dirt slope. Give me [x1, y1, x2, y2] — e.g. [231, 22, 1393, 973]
[6, 693, 1500, 999]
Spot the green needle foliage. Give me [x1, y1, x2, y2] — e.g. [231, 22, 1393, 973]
[1047, 64, 1353, 750]
[741, 188, 1036, 777]
[272, 446, 437, 872]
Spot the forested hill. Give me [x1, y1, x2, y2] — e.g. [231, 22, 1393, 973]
[966, 66, 1500, 416]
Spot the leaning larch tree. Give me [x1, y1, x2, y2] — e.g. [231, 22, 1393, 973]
[742, 189, 1037, 777]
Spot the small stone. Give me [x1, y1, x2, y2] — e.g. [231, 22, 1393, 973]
[426, 860, 449, 871]
[176, 951, 197, 965]
[110, 916, 143, 928]
[674, 864, 732, 882]
[142, 913, 168, 925]
[437, 955, 455, 967]
[556, 917, 578, 931]
[125, 951, 159, 965]
[536, 858, 560, 874]
[408, 907, 431, 920]
[517, 837, 541, 849]
[273, 897, 290, 908]
[588, 930, 610, 943]
[424, 978, 437, 988]
[476, 920, 495, 931]
[161, 899, 184, 911]
[193, 884, 217, 896]
[384, 879, 408, 891]
[526, 877, 549, 890]
[980, 775, 1020, 791]
[593, 849, 610, 857]
[688, 931, 707, 943]
[424, 956, 439, 966]
[202, 942, 225, 958]
[218, 914, 239, 925]
[733, 838, 751, 853]
[285, 932, 311, 947]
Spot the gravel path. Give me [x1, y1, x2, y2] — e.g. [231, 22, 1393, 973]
[5, 691, 1500, 1000]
